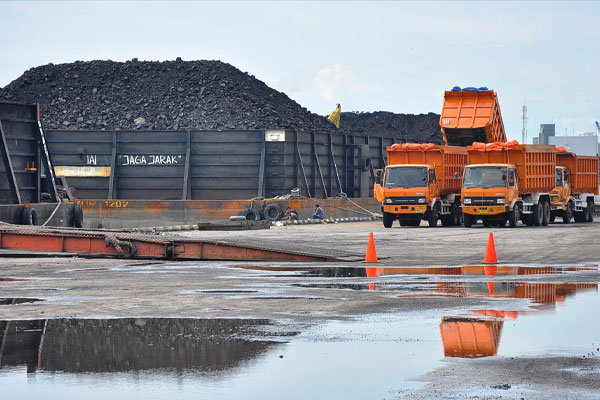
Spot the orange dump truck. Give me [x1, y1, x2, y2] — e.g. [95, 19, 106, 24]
[461, 141, 556, 228]
[551, 150, 599, 223]
[374, 143, 468, 227]
[439, 87, 507, 146]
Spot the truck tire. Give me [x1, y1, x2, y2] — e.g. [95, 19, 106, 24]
[522, 214, 533, 226]
[440, 215, 452, 227]
[427, 205, 438, 227]
[263, 203, 283, 221]
[532, 203, 543, 226]
[483, 220, 491, 227]
[508, 205, 519, 228]
[383, 212, 394, 228]
[574, 211, 586, 223]
[562, 201, 573, 224]
[587, 199, 595, 222]
[463, 213, 473, 228]
[451, 203, 461, 226]
[408, 219, 421, 227]
[399, 216, 407, 226]
[541, 201, 550, 226]
[549, 212, 555, 224]
[22, 207, 38, 226]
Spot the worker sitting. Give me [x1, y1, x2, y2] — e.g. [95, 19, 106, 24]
[312, 204, 325, 220]
[281, 207, 298, 221]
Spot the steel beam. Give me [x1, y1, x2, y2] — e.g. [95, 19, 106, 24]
[0, 120, 21, 204]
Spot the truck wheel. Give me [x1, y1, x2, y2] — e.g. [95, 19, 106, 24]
[587, 199, 595, 222]
[498, 218, 507, 227]
[409, 219, 421, 227]
[508, 205, 519, 228]
[451, 204, 460, 226]
[383, 212, 394, 228]
[532, 203, 543, 226]
[440, 215, 452, 227]
[522, 214, 533, 226]
[541, 201, 550, 226]
[463, 213, 473, 228]
[427, 205, 438, 227]
[574, 211, 585, 223]
[562, 202, 573, 224]
[483, 220, 491, 227]
[399, 216, 407, 227]
[549, 212, 555, 224]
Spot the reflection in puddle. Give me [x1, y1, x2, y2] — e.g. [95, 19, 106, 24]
[440, 317, 503, 358]
[0, 298, 42, 306]
[0, 318, 283, 374]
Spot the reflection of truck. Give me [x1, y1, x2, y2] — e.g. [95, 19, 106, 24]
[374, 144, 468, 227]
[440, 318, 503, 358]
[439, 87, 507, 146]
[551, 150, 599, 223]
[461, 142, 556, 228]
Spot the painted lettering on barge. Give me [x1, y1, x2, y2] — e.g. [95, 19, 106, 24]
[119, 154, 184, 166]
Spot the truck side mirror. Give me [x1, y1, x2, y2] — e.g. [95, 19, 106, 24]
[375, 169, 383, 185]
[429, 170, 436, 183]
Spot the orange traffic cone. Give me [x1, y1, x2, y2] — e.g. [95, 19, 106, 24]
[363, 232, 379, 263]
[483, 232, 497, 264]
[486, 281, 495, 295]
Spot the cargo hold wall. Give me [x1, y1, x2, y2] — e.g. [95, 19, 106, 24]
[47, 129, 408, 200]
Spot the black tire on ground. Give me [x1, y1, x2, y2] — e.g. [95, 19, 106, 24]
[549, 212, 556, 223]
[542, 201, 550, 226]
[263, 203, 283, 221]
[463, 213, 473, 228]
[522, 213, 533, 226]
[22, 207, 38, 226]
[243, 208, 261, 221]
[383, 212, 394, 228]
[587, 199, 595, 222]
[498, 218, 507, 227]
[574, 211, 586, 223]
[427, 205, 438, 227]
[483, 220, 491, 227]
[562, 201, 573, 224]
[532, 203, 543, 226]
[399, 216, 407, 227]
[451, 203, 461, 226]
[72, 203, 84, 228]
[508, 205, 519, 228]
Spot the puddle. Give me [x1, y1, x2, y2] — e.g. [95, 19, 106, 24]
[0, 298, 42, 305]
[1, 290, 599, 398]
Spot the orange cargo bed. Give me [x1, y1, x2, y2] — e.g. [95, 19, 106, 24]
[557, 152, 599, 195]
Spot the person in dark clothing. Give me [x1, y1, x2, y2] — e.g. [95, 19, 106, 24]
[282, 207, 298, 221]
[312, 204, 325, 220]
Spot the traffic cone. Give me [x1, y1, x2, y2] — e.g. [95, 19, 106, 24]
[363, 232, 379, 263]
[483, 233, 497, 264]
[487, 281, 495, 295]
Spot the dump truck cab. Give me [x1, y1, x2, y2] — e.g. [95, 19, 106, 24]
[461, 163, 519, 226]
[462, 142, 556, 228]
[374, 144, 467, 228]
[377, 164, 437, 226]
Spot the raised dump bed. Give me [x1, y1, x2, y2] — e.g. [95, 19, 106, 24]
[387, 143, 468, 194]
[440, 87, 507, 146]
[467, 142, 556, 194]
[556, 151, 599, 195]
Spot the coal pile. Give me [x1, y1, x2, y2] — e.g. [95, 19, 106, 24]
[340, 111, 442, 144]
[0, 59, 338, 132]
[0, 59, 441, 142]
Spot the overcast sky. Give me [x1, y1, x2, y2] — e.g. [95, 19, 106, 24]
[2, 1, 599, 141]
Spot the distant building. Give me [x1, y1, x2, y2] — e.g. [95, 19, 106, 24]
[532, 137, 539, 144]
[539, 124, 555, 145]
[549, 135, 599, 156]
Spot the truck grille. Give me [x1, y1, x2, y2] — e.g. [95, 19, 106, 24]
[467, 197, 504, 206]
[386, 197, 426, 205]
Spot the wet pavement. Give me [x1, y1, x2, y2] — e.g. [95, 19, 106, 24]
[0, 256, 599, 399]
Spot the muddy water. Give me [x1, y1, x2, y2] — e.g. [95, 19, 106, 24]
[1, 264, 599, 399]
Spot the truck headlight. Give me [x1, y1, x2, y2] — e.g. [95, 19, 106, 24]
[385, 198, 392, 204]
[497, 198, 505, 204]
[464, 198, 471, 205]
[418, 198, 426, 203]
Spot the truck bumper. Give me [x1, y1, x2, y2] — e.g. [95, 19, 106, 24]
[383, 205, 427, 214]
[462, 205, 509, 216]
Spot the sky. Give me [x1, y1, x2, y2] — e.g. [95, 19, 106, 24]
[1, 1, 599, 142]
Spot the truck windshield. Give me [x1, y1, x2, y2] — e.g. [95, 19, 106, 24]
[384, 167, 428, 188]
[463, 166, 508, 188]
